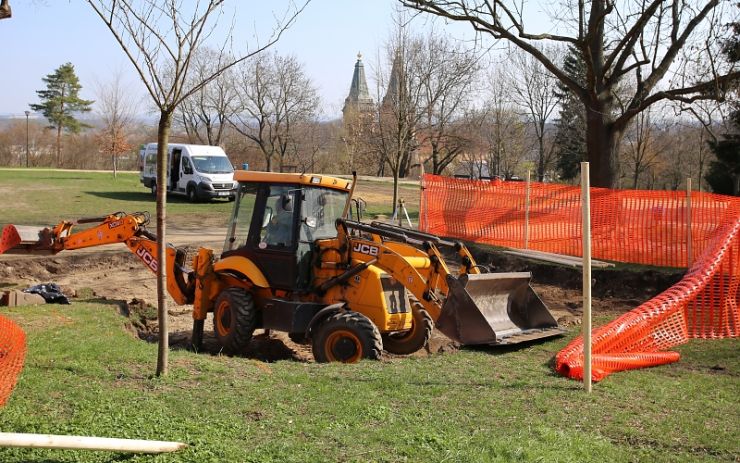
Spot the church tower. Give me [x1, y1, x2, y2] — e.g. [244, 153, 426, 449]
[342, 52, 374, 122]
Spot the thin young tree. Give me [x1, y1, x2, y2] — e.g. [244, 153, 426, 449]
[30, 63, 94, 167]
[401, 0, 740, 188]
[86, 0, 308, 375]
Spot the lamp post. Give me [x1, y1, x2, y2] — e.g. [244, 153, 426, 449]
[24, 110, 30, 168]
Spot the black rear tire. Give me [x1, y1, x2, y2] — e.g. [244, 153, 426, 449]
[213, 287, 256, 354]
[312, 311, 382, 363]
[382, 304, 433, 355]
[150, 182, 157, 197]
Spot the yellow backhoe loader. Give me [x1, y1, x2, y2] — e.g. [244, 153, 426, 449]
[0, 171, 563, 362]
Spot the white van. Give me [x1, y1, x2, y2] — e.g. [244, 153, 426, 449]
[139, 143, 237, 201]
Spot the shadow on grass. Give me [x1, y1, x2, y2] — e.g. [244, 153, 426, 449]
[85, 191, 171, 203]
[87, 190, 230, 205]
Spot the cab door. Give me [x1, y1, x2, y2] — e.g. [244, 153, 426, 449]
[170, 148, 182, 192]
[222, 183, 300, 290]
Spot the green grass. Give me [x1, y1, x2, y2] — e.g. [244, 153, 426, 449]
[0, 304, 737, 462]
[0, 168, 418, 226]
[0, 169, 235, 227]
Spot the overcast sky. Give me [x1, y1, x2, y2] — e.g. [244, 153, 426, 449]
[0, 0, 413, 120]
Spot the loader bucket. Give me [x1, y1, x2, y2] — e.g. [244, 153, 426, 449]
[435, 272, 564, 345]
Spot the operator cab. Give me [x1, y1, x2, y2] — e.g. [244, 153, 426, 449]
[222, 171, 352, 291]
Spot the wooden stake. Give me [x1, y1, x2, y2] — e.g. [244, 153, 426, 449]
[0, 433, 186, 453]
[581, 162, 592, 393]
[524, 170, 531, 249]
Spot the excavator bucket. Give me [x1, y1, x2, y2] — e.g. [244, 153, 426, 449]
[0, 225, 54, 255]
[0, 225, 22, 255]
[436, 272, 564, 345]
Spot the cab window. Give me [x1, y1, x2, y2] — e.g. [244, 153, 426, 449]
[182, 156, 193, 175]
[259, 185, 297, 248]
[300, 187, 348, 242]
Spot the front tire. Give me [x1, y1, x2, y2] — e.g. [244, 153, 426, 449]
[213, 287, 256, 354]
[382, 304, 433, 355]
[187, 186, 198, 203]
[312, 311, 382, 363]
[150, 182, 157, 197]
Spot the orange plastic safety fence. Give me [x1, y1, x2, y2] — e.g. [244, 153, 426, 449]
[0, 314, 26, 405]
[420, 174, 740, 268]
[419, 174, 739, 381]
[555, 216, 739, 381]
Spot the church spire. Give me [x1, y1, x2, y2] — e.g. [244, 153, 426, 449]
[343, 52, 374, 117]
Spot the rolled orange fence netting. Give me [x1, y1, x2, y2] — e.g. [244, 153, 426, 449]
[421, 174, 739, 381]
[556, 217, 739, 381]
[0, 314, 26, 406]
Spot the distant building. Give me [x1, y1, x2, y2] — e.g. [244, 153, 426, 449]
[342, 53, 374, 122]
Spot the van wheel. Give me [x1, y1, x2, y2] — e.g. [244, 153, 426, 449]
[187, 186, 198, 203]
[150, 182, 157, 197]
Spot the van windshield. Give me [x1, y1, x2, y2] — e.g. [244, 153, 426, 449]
[191, 156, 234, 174]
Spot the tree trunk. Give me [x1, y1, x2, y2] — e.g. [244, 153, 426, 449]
[585, 108, 623, 188]
[537, 135, 545, 182]
[392, 167, 400, 219]
[56, 126, 62, 167]
[155, 110, 172, 376]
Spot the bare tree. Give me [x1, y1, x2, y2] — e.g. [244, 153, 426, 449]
[86, 0, 308, 375]
[622, 107, 667, 189]
[483, 68, 526, 179]
[230, 51, 321, 172]
[368, 18, 427, 209]
[401, 0, 740, 188]
[176, 48, 239, 146]
[679, 100, 731, 191]
[509, 47, 561, 181]
[416, 30, 482, 174]
[95, 72, 138, 178]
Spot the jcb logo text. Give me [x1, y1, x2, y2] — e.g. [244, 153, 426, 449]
[353, 242, 379, 257]
[136, 246, 158, 272]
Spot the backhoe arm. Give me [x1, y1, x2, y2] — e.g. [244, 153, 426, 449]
[1, 212, 194, 305]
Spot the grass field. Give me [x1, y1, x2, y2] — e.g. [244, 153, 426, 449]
[1, 304, 738, 462]
[0, 169, 420, 226]
[0, 168, 738, 461]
